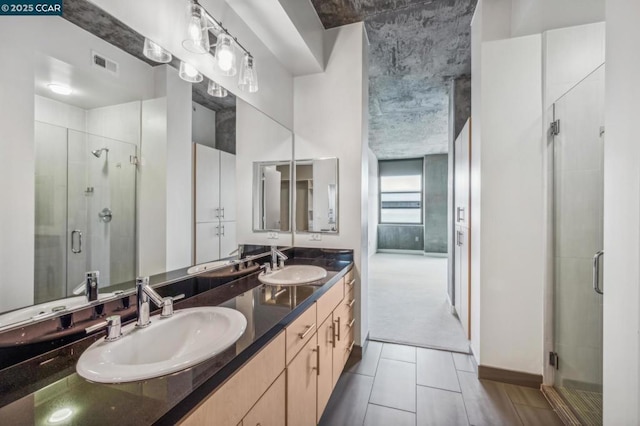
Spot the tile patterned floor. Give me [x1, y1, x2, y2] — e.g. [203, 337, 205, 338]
[319, 342, 563, 426]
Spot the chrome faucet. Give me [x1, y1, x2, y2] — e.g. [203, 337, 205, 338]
[79, 271, 100, 302]
[136, 277, 185, 328]
[271, 246, 288, 270]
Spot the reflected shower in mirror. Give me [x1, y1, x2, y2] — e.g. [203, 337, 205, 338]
[295, 158, 339, 233]
[253, 162, 292, 232]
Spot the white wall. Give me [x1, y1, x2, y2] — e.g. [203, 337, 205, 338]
[368, 148, 379, 257]
[236, 99, 293, 246]
[293, 23, 369, 344]
[479, 35, 544, 375]
[510, 0, 605, 38]
[192, 102, 217, 148]
[603, 0, 640, 423]
[89, 0, 294, 129]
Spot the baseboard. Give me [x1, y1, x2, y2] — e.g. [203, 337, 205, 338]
[377, 249, 424, 255]
[423, 252, 448, 258]
[478, 365, 542, 389]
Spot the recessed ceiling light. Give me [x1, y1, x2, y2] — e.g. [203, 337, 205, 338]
[48, 83, 73, 95]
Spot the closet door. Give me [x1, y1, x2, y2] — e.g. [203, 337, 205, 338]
[219, 151, 236, 222]
[454, 120, 470, 227]
[195, 222, 220, 264]
[219, 221, 237, 259]
[195, 144, 220, 223]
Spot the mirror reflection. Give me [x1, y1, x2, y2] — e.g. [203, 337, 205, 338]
[295, 158, 339, 233]
[253, 162, 292, 232]
[0, 0, 294, 329]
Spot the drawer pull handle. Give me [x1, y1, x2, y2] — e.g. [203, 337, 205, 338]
[348, 341, 355, 352]
[298, 323, 316, 339]
[334, 317, 341, 341]
[312, 345, 320, 376]
[347, 299, 355, 308]
[347, 318, 355, 328]
[330, 322, 336, 348]
[347, 279, 355, 287]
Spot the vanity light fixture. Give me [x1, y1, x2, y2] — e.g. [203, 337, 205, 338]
[179, 61, 203, 83]
[207, 80, 228, 98]
[182, 2, 210, 54]
[48, 83, 72, 95]
[183, 0, 258, 91]
[238, 53, 258, 93]
[143, 38, 172, 63]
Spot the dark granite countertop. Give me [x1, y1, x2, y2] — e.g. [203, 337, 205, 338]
[0, 257, 353, 426]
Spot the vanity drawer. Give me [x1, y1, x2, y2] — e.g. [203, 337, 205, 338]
[285, 303, 317, 364]
[344, 269, 355, 291]
[180, 332, 285, 426]
[317, 278, 344, 325]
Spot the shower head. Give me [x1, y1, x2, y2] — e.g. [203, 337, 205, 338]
[91, 148, 109, 158]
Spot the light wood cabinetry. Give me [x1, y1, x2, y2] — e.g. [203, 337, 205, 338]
[287, 334, 319, 426]
[180, 332, 285, 426]
[242, 372, 285, 426]
[316, 315, 335, 422]
[285, 303, 317, 365]
[317, 278, 344, 325]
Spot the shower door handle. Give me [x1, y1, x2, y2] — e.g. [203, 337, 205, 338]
[71, 230, 82, 254]
[592, 250, 604, 295]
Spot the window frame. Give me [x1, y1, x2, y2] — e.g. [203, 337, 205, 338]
[378, 159, 424, 225]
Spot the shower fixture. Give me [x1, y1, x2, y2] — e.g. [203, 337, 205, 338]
[92, 148, 109, 158]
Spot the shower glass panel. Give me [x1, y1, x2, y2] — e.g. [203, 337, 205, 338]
[553, 65, 605, 425]
[34, 124, 137, 303]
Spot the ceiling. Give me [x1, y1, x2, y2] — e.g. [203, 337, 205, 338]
[310, 0, 476, 159]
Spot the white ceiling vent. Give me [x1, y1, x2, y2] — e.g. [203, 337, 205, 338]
[91, 50, 119, 76]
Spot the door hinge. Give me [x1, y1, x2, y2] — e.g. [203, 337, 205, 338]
[549, 351, 559, 370]
[129, 155, 139, 165]
[550, 120, 560, 136]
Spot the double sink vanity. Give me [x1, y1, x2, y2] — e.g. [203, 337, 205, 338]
[0, 248, 356, 425]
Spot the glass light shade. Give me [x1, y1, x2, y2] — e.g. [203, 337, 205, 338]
[238, 54, 258, 93]
[207, 80, 228, 98]
[143, 38, 172, 63]
[182, 3, 209, 54]
[215, 34, 237, 76]
[179, 61, 203, 83]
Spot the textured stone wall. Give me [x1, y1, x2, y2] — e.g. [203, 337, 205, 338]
[424, 154, 448, 253]
[216, 107, 237, 155]
[378, 224, 424, 251]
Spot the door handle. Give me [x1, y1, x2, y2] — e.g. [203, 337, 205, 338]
[71, 230, 82, 254]
[220, 225, 225, 237]
[220, 207, 225, 219]
[592, 250, 604, 295]
[457, 207, 465, 222]
[456, 230, 463, 246]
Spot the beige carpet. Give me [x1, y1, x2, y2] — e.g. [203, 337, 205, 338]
[368, 253, 470, 353]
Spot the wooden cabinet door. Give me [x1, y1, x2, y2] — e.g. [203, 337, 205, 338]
[242, 372, 285, 426]
[317, 315, 334, 423]
[287, 334, 318, 426]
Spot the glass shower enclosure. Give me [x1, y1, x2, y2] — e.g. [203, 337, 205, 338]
[34, 122, 137, 303]
[552, 65, 605, 425]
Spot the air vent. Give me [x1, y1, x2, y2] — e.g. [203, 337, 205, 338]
[91, 50, 119, 76]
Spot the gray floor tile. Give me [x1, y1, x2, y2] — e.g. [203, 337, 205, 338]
[514, 404, 564, 426]
[504, 384, 551, 409]
[416, 385, 469, 426]
[457, 371, 522, 426]
[364, 404, 416, 426]
[370, 358, 417, 412]
[346, 341, 383, 377]
[416, 348, 461, 392]
[452, 353, 477, 373]
[381, 343, 416, 363]
[319, 372, 374, 426]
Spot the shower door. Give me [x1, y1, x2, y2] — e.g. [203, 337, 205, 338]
[553, 65, 605, 425]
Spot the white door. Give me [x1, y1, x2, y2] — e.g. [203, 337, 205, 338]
[263, 168, 282, 230]
[195, 222, 220, 264]
[219, 221, 237, 258]
[195, 144, 220, 222]
[219, 151, 236, 222]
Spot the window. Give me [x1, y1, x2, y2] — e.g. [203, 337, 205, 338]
[379, 159, 423, 224]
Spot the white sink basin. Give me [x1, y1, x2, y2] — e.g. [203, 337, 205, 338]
[76, 307, 247, 383]
[0, 294, 116, 329]
[258, 265, 327, 286]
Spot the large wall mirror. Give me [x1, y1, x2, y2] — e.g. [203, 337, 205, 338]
[0, 0, 293, 329]
[295, 158, 339, 233]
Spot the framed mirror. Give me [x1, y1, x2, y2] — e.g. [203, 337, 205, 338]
[253, 161, 292, 232]
[0, 0, 293, 330]
[295, 158, 339, 233]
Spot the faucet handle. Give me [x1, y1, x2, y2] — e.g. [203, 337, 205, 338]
[86, 315, 121, 342]
[278, 258, 285, 269]
[260, 263, 272, 274]
[160, 294, 185, 318]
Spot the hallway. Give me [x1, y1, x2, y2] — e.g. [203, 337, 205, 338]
[369, 253, 469, 353]
[319, 342, 563, 426]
